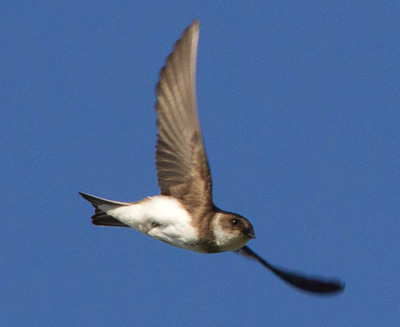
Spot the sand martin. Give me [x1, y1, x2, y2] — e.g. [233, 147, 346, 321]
[80, 20, 344, 294]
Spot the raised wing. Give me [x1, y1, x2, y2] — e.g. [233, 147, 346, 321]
[155, 20, 213, 211]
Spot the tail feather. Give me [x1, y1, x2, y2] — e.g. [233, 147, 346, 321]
[79, 192, 130, 228]
[78, 192, 129, 206]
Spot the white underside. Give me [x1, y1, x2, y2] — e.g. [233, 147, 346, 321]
[98, 196, 204, 252]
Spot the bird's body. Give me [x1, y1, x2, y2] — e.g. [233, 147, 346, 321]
[80, 20, 254, 255]
[79, 193, 253, 253]
[80, 20, 344, 294]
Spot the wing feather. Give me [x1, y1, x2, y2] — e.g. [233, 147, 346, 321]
[155, 20, 213, 212]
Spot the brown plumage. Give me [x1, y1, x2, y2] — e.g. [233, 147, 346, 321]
[79, 20, 344, 295]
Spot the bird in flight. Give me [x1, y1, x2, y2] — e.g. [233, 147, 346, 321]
[80, 20, 344, 295]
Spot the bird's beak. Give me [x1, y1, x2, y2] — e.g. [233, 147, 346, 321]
[245, 229, 256, 239]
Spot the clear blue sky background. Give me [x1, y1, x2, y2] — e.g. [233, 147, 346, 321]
[1, 2, 399, 326]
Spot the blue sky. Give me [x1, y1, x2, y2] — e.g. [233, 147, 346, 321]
[1, 2, 399, 326]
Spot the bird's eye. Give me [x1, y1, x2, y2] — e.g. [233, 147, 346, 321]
[231, 219, 239, 225]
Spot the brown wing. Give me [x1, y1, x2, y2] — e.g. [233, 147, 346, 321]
[155, 20, 213, 211]
[236, 246, 345, 294]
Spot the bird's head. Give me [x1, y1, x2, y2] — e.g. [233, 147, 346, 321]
[213, 211, 255, 251]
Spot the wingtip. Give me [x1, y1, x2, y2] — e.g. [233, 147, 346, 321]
[185, 19, 200, 36]
[267, 265, 346, 295]
[236, 246, 345, 295]
[334, 280, 346, 293]
[191, 18, 200, 28]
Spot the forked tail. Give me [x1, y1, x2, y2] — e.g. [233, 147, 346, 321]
[78, 192, 130, 227]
